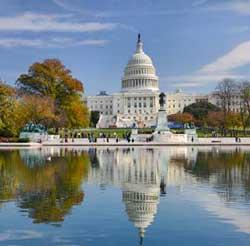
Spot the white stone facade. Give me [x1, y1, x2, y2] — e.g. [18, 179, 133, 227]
[86, 35, 160, 128]
[85, 35, 215, 128]
[208, 92, 241, 113]
[166, 90, 209, 115]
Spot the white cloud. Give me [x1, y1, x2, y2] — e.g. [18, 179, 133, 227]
[228, 26, 249, 34]
[206, 0, 250, 15]
[52, 0, 75, 11]
[164, 40, 250, 88]
[192, 0, 208, 7]
[52, 0, 250, 17]
[0, 37, 108, 48]
[199, 41, 250, 73]
[52, 0, 193, 17]
[52, 0, 95, 15]
[164, 74, 245, 88]
[0, 230, 43, 242]
[0, 12, 116, 32]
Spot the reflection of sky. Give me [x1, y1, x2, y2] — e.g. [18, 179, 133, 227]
[86, 146, 250, 237]
[1, 147, 250, 245]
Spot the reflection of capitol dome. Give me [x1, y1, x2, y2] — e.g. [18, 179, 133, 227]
[87, 148, 172, 244]
[123, 186, 160, 244]
[121, 34, 159, 92]
[121, 149, 161, 244]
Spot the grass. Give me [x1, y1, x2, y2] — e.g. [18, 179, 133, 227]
[54, 127, 250, 138]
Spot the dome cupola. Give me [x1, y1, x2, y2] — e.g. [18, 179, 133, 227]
[121, 34, 159, 92]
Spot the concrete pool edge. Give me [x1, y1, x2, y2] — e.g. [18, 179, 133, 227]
[2, 142, 250, 147]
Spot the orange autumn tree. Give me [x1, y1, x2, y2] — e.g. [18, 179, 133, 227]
[168, 112, 194, 124]
[16, 59, 89, 128]
[206, 111, 224, 129]
[20, 95, 58, 128]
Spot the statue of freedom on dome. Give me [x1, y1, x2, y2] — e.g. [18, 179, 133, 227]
[138, 33, 141, 43]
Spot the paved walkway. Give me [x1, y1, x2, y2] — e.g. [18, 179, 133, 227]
[1, 137, 250, 147]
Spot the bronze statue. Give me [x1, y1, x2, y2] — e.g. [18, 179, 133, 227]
[159, 92, 166, 108]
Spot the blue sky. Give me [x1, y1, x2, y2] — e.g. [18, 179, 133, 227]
[1, 0, 250, 95]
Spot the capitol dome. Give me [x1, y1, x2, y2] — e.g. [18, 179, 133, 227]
[121, 34, 159, 92]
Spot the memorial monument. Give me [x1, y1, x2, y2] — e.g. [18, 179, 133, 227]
[153, 93, 197, 143]
[155, 92, 170, 132]
[19, 123, 48, 142]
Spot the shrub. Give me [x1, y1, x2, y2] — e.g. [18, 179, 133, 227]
[18, 138, 30, 143]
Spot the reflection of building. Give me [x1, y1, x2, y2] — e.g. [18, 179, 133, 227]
[87, 146, 250, 239]
[123, 187, 159, 244]
[121, 150, 161, 244]
[87, 148, 165, 242]
[87, 147, 197, 243]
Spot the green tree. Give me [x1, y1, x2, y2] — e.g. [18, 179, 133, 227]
[239, 81, 250, 135]
[90, 111, 100, 127]
[0, 81, 26, 137]
[0, 149, 90, 224]
[183, 101, 220, 125]
[225, 112, 242, 134]
[60, 95, 89, 128]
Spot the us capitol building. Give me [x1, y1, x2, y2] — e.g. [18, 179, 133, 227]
[86, 34, 160, 128]
[85, 34, 239, 128]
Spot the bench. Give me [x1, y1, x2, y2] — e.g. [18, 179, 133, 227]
[211, 140, 221, 143]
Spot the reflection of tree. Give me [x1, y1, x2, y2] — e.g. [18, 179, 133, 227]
[0, 151, 21, 201]
[185, 149, 250, 203]
[0, 149, 89, 224]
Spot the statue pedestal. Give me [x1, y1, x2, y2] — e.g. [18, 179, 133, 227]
[153, 109, 194, 143]
[155, 110, 169, 132]
[184, 129, 198, 143]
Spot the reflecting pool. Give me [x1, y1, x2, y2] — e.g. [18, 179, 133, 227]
[0, 146, 250, 245]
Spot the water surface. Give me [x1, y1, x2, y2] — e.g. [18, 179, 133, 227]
[0, 146, 250, 245]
